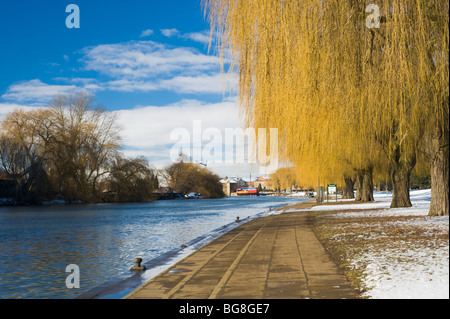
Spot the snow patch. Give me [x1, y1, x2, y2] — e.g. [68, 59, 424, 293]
[319, 189, 449, 299]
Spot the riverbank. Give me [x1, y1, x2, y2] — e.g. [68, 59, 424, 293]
[308, 189, 448, 299]
[120, 189, 448, 299]
[124, 209, 356, 299]
[76, 199, 296, 299]
[280, 189, 448, 298]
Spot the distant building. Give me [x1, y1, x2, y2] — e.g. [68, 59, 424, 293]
[220, 177, 248, 196]
[244, 176, 271, 191]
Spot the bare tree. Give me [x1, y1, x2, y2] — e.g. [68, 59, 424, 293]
[1, 93, 121, 203]
[0, 136, 48, 204]
[106, 155, 158, 202]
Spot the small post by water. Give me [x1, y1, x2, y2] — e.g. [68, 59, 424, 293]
[130, 257, 146, 271]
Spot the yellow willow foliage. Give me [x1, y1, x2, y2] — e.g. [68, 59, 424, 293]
[269, 166, 299, 191]
[204, 0, 449, 186]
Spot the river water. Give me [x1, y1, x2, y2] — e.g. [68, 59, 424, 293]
[0, 196, 305, 299]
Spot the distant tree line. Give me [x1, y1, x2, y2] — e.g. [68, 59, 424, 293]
[0, 93, 223, 205]
[162, 156, 224, 199]
[268, 166, 431, 197]
[269, 167, 299, 193]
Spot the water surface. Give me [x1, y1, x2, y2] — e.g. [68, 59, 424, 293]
[0, 196, 304, 298]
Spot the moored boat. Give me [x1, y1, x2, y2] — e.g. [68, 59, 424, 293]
[185, 193, 203, 199]
[236, 187, 259, 196]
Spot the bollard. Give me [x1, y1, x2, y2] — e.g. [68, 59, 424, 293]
[130, 257, 146, 271]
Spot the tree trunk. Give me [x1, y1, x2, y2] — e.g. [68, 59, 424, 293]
[390, 152, 416, 208]
[342, 175, 355, 199]
[355, 167, 374, 202]
[429, 127, 449, 216]
[355, 172, 363, 201]
[361, 167, 374, 202]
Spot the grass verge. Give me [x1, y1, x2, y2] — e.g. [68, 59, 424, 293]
[308, 208, 449, 298]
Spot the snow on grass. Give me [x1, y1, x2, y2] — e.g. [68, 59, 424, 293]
[359, 243, 448, 299]
[310, 189, 449, 299]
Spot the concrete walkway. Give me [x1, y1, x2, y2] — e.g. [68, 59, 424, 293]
[124, 211, 356, 299]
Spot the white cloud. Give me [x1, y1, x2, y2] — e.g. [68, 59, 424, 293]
[1, 80, 79, 103]
[183, 30, 214, 44]
[1, 72, 236, 102]
[1, 79, 103, 104]
[115, 99, 240, 167]
[76, 39, 235, 95]
[140, 29, 154, 37]
[162, 29, 217, 45]
[115, 99, 239, 148]
[159, 73, 238, 94]
[104, 79, 159, 92]
[53, 77, 98, 85]
[160, 28, 180, 37]
[0, 103, 46, 122]
[81, 40, 220, 79]
[100, 73, 236, 94]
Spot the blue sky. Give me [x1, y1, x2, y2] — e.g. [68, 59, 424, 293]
[0, 0, 275, 178]
[0, 0, 228, 108]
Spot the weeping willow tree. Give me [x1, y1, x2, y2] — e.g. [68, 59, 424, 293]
[367, 1, 448, 212]
[204, 0, 448, 215]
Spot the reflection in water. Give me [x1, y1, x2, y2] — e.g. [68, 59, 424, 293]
[0, 196, 304, 298]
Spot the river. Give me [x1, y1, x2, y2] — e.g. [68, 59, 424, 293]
[0, 195, 305, 299]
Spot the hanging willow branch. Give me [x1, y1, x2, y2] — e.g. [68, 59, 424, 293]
[204, 0, 449, 186]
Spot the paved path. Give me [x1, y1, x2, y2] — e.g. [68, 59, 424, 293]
[124, 211, 356, 299]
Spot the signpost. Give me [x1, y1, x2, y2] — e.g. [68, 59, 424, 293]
[327, 184, 337, 202]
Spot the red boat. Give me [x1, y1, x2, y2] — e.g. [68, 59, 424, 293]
[236, 187, 259, 196]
